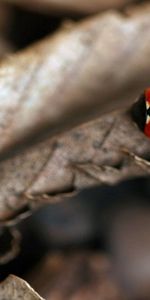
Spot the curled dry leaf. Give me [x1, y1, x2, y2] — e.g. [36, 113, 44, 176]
[1, 0, 137, 14]
[0, 5, 150, 159]
[1, 107, 150, 222]
[0, 275, 44, 300]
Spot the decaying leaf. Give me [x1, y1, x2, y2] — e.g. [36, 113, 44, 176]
[1, 0, 138, 14]
[0, 275, 44, 300]
[0, 5, 150, 159]
[0, 106, 150, 222]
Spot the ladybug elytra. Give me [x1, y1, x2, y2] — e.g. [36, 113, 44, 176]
[132, 89, 150, 138]
[144, 88, 150, 138]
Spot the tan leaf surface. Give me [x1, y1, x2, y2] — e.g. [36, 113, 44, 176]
[0, 5, 150, 159]
[0, 275, 44, 300]
[0, 107, 150, 222]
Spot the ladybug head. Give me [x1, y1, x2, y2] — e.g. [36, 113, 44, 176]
[131, 92, 146, 131]
[144, 88, 150, 138]
[131, 88, 150, 138]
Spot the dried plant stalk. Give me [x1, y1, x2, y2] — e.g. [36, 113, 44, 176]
[0, 4, 150, 159]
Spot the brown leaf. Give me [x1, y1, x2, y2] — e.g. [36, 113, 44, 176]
[0, 5, 150, 159]
[1, 0, 137, 15]
[0, 275, 44, 300]
[28, 110, 150, 196]
[1, 107, 150, 223]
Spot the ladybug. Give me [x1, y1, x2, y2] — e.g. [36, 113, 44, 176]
[144, 88, 150, 137]
[132, 88, 150, 138]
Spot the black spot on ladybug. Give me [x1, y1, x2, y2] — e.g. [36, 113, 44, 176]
[147, 107, 150, 117]
[131, 93, 146, 131]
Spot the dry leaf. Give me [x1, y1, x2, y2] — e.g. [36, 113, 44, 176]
[0, 4, 150, 222]
[0, 3, 149, 300]
[0, 107, 150, 222]
[0, 5, 150, 159]
[0, 275, 44, 300]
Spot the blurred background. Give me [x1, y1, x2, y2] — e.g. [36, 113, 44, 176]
[1, 176, 150, 299]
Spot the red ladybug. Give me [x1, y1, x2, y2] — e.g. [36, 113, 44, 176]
[144, 88, 150, 137]
[132, 88, 150, 138]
